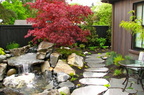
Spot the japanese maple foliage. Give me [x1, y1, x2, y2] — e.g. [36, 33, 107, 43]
[25, 0, 93, 46]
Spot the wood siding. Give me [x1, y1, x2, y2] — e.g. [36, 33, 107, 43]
[111, 0, 142, 56]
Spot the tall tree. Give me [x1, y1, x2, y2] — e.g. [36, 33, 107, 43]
[2, 0, 36, 24]
[91, 3, 112, 26]
[25, 0, 93, 46]
[5, 0, 34, 4]
[0, 3, 17, 24]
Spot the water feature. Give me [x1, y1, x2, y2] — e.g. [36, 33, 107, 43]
[22, 63, 30, 74]
[7, 53, 44, 67]
[3, 53, 56, 95]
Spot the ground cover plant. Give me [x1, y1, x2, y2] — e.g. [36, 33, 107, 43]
[105, 51, 132, 79]
[25, 0, 93, 46]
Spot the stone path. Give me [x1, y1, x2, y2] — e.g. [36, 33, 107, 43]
[71, 53, 144, 95]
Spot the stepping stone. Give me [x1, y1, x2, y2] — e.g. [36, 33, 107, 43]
[136, 91, 144, 95]
[87, 53, 106, 58]
[83, 72, 107, 78]
[103, 88, 129, 95]
[85, 60, 105, 64]
[85, 67, 109, 72]
[87, 60, 105, 64]
[87, 62, 105, 68]
[79, 78, 109, 85]
[85, 58, 104, 62]
[71, 85, 108, 95]
[110, 78, 125, 88]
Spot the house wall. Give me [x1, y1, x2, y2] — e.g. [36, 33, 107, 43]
[111, 0, 143, 57]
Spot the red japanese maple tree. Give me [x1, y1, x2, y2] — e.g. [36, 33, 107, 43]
[25, 0, 93, 46]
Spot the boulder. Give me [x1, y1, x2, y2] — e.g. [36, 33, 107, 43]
[47, 89, 60, 95]
[67, 53, 84, 68]
[34, 89, 60, 95]
[9, 45, 30, 56]
[7, 53, 44, 67]
[41, 61, 51, 72]
[37, 41, 54, 60]
[0, 63, 7, 81]
[3, 88, 23, 95]
[57, 72, 70, 82]
[5, 54, 12, 58]
[58, 87, 70, 95]
[0, 55, 6, 62]
[3, 73, 35, 88]
[7, 68, 17, 76]
[54, 60, 75, 75]
[59, 80, 75, 88]
[50, 53, 60, 67]
[37, 41, 54, 52]
[36, 52, 47, 60]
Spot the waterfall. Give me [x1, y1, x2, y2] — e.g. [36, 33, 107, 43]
[22, 63, 30, 74]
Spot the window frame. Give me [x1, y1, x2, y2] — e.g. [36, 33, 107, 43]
[132, 1, 144, 50]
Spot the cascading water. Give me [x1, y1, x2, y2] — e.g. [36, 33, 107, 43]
[3, 53, 56, 95]
[22, 63, 30, 74]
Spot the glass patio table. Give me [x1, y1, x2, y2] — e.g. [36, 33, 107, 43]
[119, 60, 144, 91]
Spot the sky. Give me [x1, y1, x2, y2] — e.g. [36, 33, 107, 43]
[66, 0, 101, 6]
[0, 0, 102, 6]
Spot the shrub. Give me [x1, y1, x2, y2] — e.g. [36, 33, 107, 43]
[113, 69, 122, 76]
[97, 37, 108, 49]
[55, 48, 85, 59]
[113, 55, 124, 66]
[0, 47, 5, 55]
[105, 51, 117, 66]
[79, 44, 85, 50]
[6, 42, 20, 50]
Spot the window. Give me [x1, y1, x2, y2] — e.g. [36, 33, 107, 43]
[133, 2, 144, 49]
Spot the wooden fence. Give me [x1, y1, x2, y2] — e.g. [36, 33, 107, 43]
[0, 25, 109, 49]
[0, 25, 33, 49]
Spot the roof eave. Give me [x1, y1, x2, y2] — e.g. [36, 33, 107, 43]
[101, 0, 121, 4]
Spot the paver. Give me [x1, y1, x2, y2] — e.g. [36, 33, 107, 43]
[85, 67, 109, 72]
[79, 78, 109, 85]
[83, 72, 107, 78]
[71, 86, 108, 95]
[87, 62, 105, 68]
[79, 53, 144, 95]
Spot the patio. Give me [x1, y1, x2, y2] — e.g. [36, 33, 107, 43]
[71, 53, 144, 95]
